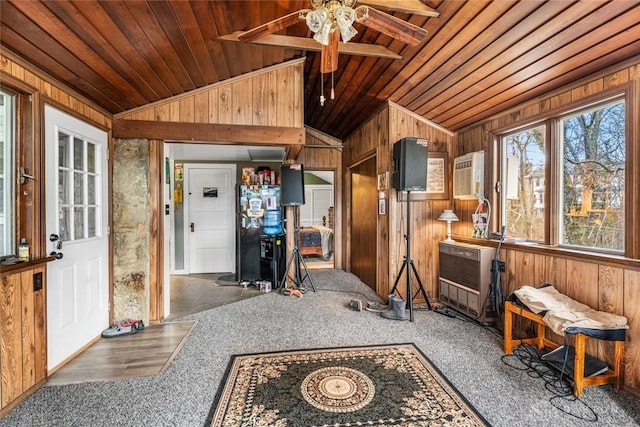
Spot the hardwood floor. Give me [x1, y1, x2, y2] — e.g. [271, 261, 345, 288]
[48, 321, 196, 385]
[166, 273, 263, 320]
[48, 273, 260, 385]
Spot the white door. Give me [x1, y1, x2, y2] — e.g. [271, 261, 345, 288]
[300, 186, 334, 227]
[45, 105, 109, 370]
[186, 164, 236, 273]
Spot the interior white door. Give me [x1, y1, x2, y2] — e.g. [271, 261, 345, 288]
[45, 105, 109, 370]
[300, 186, 334, 227]
[186, 164, 236, 273]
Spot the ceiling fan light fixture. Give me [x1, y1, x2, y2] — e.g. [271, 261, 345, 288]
[334, 6, 358, 42]
[304, 0, 363, 46]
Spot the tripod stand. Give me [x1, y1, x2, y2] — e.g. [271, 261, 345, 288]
[279, 205, 316, 292]
[390, 190, 431, 321]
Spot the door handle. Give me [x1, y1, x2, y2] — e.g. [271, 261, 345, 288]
[190, 222, 195, 232]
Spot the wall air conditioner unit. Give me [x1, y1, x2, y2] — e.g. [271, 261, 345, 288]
[453, 151, 484, 199]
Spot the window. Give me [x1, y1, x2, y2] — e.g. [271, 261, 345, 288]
[501, 125, 546, 241]
[560, 101, 625, 251]
[499, 98, 625, 253]
[0, 89, 16, 257]
[57, 131, 102, 242]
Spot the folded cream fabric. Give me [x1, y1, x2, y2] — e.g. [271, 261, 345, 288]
[513, 285, 628, 336]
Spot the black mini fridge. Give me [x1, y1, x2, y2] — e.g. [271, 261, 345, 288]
[260, 234, 286, 287]
[236, 184, 282, 281]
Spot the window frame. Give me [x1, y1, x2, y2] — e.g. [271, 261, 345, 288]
[555, 98, 626, 254]
[496, 91, 631, 257]
[0, 87, 17, 257]
[0, 76, 38, 260]
[499, 122, 548, 244]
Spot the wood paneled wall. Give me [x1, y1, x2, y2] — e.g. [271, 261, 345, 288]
[0, 266, 47, 416]
[343, 102, 455, 300]
[115, 59, 304, 129]
[1, 53, 112, 129]
[492, 245, 640, 394]
[455, 59, 640, 395]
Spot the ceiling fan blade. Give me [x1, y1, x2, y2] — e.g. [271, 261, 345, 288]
[358, 0, 439, 17]
[321, 30, 340, 74]
[358, 7, 428, 46]
[237, 11, 303, 42]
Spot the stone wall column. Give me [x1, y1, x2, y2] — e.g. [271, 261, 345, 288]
[112, 138, 150, 323]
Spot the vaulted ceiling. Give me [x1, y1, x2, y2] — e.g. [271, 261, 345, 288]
[2, 0, 640, 140]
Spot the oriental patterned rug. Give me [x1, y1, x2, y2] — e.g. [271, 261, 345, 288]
[206, 343, 489, 426]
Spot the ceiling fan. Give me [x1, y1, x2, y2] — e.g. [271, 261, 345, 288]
[225, 0, 438, 74]
[220, 0, 438, 104]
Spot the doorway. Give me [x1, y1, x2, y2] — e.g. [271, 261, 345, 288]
[300, 170, 335, 269]
[163, 144, 286, 319]
[350, 156, 377, 290]
[183, 164, 236, 274]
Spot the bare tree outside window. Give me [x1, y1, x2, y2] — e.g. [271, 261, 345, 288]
[561, 102, 625, 251]
[502, 126, 545, 241]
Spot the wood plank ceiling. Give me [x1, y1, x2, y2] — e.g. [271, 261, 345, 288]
[1, 0, 640, 140]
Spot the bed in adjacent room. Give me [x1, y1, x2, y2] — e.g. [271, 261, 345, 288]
[298, 225, 333, 259]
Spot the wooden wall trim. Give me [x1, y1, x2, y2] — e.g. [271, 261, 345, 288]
[148, 140, 163, 322]
[295, 128, 343, 268]
[388, 101, 455, 136]
[112, 119, 304, 145]
[627, 78, 640, 259]
[41, 97, 112, 133]
[304, 125, 342, 146]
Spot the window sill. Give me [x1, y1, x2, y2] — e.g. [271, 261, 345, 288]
[0, 256, 56, 274]
[453, 236, 639, 270]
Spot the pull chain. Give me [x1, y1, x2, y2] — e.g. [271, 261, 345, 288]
[331, 71, 335, 100]
[320, 73, 326, 106]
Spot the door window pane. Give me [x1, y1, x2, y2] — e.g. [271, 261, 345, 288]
[88, 175, 96, 205]
[57, 131, 101, 242]
[58, 170, 69, 204]
[74, 207, 84, 240]
[560, 101, 625, 251]
[58, 133, 70, 168]
[73, 137, 84, 170]
[59, 207, 70, 241]
[87, 142, 96, 173]
[501, 125, 546, 241]
[73, 171, 84, 204]
[88, 207, 96, 238]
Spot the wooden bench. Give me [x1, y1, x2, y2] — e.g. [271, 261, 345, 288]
[504, 300, 625, 396]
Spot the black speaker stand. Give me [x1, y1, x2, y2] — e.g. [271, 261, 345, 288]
[279, 205, 316, 292]
[390, 190, 431, 321]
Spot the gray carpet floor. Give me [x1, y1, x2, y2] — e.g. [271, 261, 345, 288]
[2, 269, 639, 426]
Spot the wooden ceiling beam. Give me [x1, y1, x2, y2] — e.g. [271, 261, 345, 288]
[112, 119, 304, 146]
[219, 32, 402, 60]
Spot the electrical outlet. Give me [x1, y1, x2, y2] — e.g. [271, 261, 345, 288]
[498, 261, 506, 272]
[33, 272, 43, 291]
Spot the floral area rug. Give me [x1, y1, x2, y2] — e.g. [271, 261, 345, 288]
[206, 343, 489, 426]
